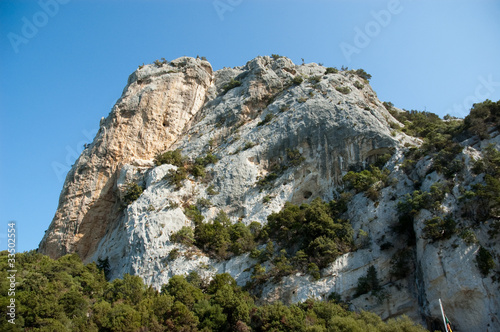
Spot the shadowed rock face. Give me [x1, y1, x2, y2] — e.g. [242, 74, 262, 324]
[39, 57, 213, 260]
[39, 56, 500, 332]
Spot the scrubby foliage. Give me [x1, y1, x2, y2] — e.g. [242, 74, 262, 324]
[325, 67, 338, 74]
[465, 144, 500, 223]
[355, 266, 382, 298]
[181, 197, 353, 280]
[155, 150, 219, 188]
[222, 78, 242, 93]
[263, 198, 354, 270]
[336, 86, 351, 94]
[463, 99, 500, 139]
[292, 75, 304, 85]
[422, 216, 456, 242]
[390, 248, 414, 280]
[194, 210, 258, 260]
[343, 166, 389, 194]
[123, 182, 144, 206]
[256, 148, 305, 188]
[154, 149, 185, 167]
[0, 251, 428, 332]
[353, 68, 372, 81]
[476, 246, 495, 277]
[164, 167, 188, 190]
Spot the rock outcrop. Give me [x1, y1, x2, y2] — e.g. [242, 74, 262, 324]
[39, 56, 500, 332]
[39, 57, 213, 259]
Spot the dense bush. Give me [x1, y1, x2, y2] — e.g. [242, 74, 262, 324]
[164, 167, 188, 190]
[0, 251, 428, 331]
[222, 78, 242, 93]
[354, 68, 372, 81]
[292, 75, 304, 85]
[123, 182, 144, 205]
[325, 67, 338, 74]
[264, 198, 354, 269]
[476, 246, 495, 277]
[193, 210, 257, 260]
[171, 226, 195, 246]
[463, 99, 500, 139]
[256, 149, 305, 188]
[390, 248, 413, 280]
[422, 216, 456, 242]
[336, 86, 351, 94]
[257, 113, 274, 126]
[354, 81, 364, 89]
[466, 144, 500, 222]
[343, 166, 389, 194]
[154, 149, 184, 167]
[355, 266, 382, 298]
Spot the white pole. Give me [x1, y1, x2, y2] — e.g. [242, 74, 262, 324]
[439, 298, 448, 332]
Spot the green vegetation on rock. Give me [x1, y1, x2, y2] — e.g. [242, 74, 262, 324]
[0, 251, 428, 332]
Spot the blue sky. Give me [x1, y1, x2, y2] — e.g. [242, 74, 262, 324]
[1, 0, 499, 253]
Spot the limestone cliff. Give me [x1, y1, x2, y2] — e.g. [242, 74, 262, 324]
[39, 56, 500, 332]
[39, 57, 213, 259]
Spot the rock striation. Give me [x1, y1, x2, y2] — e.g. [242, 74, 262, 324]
[39, 56, 499, 332]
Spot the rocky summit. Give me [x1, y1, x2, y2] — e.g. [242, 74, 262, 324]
[39, 56, 500, 331]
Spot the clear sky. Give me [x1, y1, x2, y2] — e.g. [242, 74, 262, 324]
[1, 0, 500, 253]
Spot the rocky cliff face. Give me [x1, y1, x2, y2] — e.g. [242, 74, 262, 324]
[39, 56, 500, 332]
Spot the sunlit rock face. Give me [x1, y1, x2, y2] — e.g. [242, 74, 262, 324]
[39, 56, 500, 332]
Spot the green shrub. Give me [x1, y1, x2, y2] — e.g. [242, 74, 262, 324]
[292, 75, 304, 85]
[154, 149, 184, 167]
[196, 198, 212, 209]
[263, 195, 271, 204]
[165, 167, 187, 190]
[193, 210, 257, 260]
[258, 113, 274, 126]
[271, 54, 283, 60]
[308, 76, 322, 84]
[190, 164, 206, 178]
[195, 153, 219, 167]
[0, 251, 429, 332]
[279, 104, 290, 112]
[354, 69, 372, 81]
[422, 216, 456, 242]
[171, 226, 195, 246]
[123, 182, 144, 205]
[476, 246, 495, 277]
[222, 78, 242, 93]
[383, 101, 394, 110]
[325, 67, 338, 74]
[342, 166, 389, 193]
[264, 198, 354, 269]
[460, 229, 478, 245]
[184, 205, 204, 224]
[355, 266, 381, 297]
[206, 184, 219, 196]
[354, 81, 364, 89]
[243, 141, 256, 150]
[336, 86, 351, 94]
[286, 148, 305, 166]
[463, 99, 500, 139]
[167, 248, 181, 261]
[390, 248, 413, 280]
[256, 172, 279, 188]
